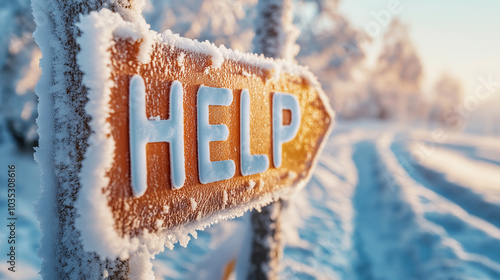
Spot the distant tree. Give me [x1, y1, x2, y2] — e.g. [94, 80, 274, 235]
[369, 19, 424, 121]
[465, 92, 500, 136]
[430, 73, 464, 128]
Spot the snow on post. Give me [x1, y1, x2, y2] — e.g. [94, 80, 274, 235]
[248, 0, 300, 279]
[32, 0, 145, 278]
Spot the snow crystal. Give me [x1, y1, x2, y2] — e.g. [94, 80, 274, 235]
[222, 190, 229, 206]
[196, 211, 203, 221]
[176, 51, 185, 71]
[287, 171, 297, 180]
[209, 45, 224, 68]
[247, 179, 257, 190]
[113, 17, 155, 64]
[179, 233, 191, 248]
[259, 178, 264, 189]
[190, 198, 198, 211]
[129, 246, 155, 280]
[109, 0, 146, 23]
[190, 231, 198, 240]
[155, 220, 163, 229]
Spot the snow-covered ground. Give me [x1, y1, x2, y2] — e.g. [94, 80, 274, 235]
[1, 121, 500, 279]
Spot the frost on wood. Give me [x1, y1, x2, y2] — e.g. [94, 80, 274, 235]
[32, 0, 145, 279]
[75, 8, 146, 260]
[74, 6, 333, 266]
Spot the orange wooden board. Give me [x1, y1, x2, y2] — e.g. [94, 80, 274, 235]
[106, 38, 332, 237]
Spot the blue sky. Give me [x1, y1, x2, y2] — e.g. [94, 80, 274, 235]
[339, 0, 500, 96]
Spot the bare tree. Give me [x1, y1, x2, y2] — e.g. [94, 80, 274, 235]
[430, 73, 464, 129]
[369, 19, 424, 121]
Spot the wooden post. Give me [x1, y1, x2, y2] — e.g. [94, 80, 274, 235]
[248, 202, 283, 279]
[248, 0, 299, 279]
[33, 1, 140, 278]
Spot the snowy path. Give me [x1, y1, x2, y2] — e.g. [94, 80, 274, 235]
[281, 125, 500, 280]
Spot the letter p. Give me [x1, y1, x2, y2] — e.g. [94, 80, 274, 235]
[272, 93, 301, 168]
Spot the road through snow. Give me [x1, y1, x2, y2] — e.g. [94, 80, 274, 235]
[279, 123, 500, 280]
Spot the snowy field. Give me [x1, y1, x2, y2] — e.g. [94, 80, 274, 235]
[1, 121, 499, 280]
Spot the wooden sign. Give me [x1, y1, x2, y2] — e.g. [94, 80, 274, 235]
[107, 39, 333, 237]
[77, 15, 332, 248]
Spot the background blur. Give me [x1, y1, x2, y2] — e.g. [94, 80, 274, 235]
[1, 0, 499, 152]
[0, 0, 499, 279]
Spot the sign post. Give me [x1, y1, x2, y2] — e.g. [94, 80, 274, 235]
[248, 0, 302, 278]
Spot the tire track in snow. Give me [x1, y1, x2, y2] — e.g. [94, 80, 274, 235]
[387, 139, 500, 277]
[281, 135, 359, 280]
[386, 135, 500, 278]
[392, 141, 500, 229]
[352, 135, 500, 280]
[422, 141, 500, 166]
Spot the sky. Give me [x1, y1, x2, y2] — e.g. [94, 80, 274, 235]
[339, 0, 500, 97]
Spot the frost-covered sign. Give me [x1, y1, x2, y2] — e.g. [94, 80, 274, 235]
[76, 10, 332, 258]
